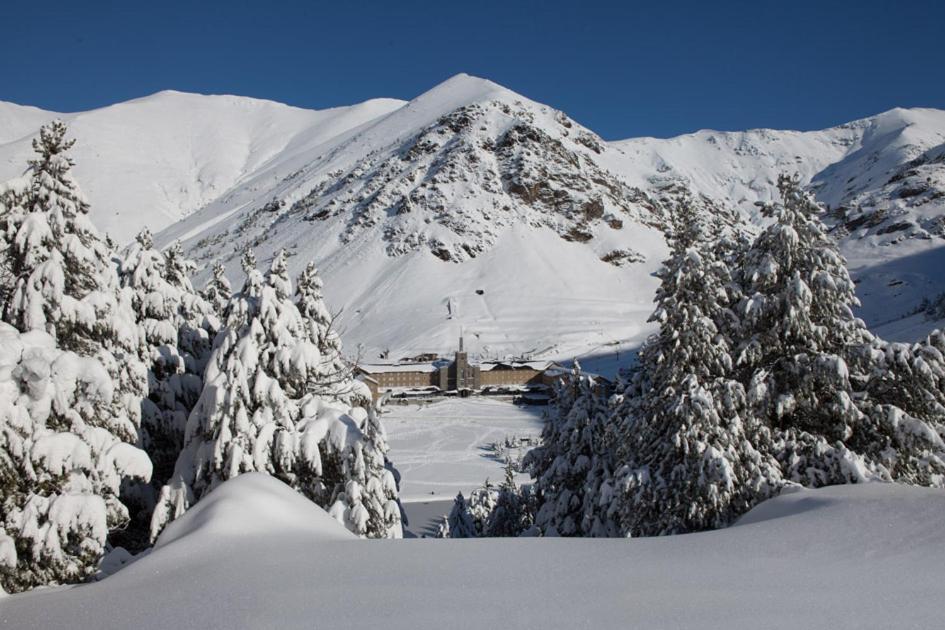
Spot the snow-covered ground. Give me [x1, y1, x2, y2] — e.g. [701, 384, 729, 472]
[384, 398, 544, 501]
[3, 473, 943, 629]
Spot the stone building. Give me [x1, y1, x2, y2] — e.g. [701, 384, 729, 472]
[480, 361, 548, 387]
[355, 338, 564, 401]
[355, 362, 441, 395]
[438, 337, 481, 391]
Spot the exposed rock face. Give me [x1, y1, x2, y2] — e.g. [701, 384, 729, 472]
[825, 143, 945, 245]
[278, 100, 667, 263]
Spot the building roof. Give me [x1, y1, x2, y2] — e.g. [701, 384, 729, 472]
[358, 361, 446, 374]
[479, 360, 559, 372]
[358, 359, 561, 375]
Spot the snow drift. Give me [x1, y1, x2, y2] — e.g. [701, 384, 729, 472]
[153, 473, 354, 549]
[2, 474, 944, 629]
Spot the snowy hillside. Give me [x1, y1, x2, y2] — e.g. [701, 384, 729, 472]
[612, 107, 945, 332]
[0, 93, 405, 243]
[153, 74, 673, 365]
[3, 473, 944, 629]
[4, 75, 945, 362]
[0, 102, 54, 145]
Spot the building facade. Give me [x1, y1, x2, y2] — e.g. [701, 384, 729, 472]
[438, 337, 481, 391]
[356, 339, 564, 401]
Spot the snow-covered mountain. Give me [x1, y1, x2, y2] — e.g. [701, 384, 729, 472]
[612, 107, 945, 336]
[3, 74, 944, 364]
[0, 92, 405, 243]
[150, 74, 675, 366]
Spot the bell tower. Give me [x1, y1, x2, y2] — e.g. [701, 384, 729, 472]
[455, 332, 468, 389]
[452, 330, 480, 392]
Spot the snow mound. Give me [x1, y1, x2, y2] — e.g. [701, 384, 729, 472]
[4, 482, 944, 629]
[735, 481, 945, 533]
[154, 473, 354, 549]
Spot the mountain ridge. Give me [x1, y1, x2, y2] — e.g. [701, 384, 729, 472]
[2, 74, 944, 365]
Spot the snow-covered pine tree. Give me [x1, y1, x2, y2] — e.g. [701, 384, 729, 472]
[3, 121, 148, 437]
[327, 406, 402, 538]
[527, 363, 614, 536]
[739, 175, 871, 443]
[150, 250, 402, 540]
[436, 470, 537, 539]
[436, 492, 478, 538]
[611, 198, 782, 536]
[163, 241, 219, 369]
[574, 388, 620, 537]
[0, 182, 29, 314]
[854, 332, 945, 485]
[0, 323, 152, 593]
[201, 263, 232, 318]
[0, 121, 151, 562]
[882, 330, 945, 427]
[580, 381, 624, 538]
[738, 174, 945, 487]
[295, 261, 357, 403]
[482, 461, 536, 537]
[117, 232, 217, 505]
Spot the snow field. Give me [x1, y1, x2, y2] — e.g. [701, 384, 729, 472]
[383, 398, 545, 501]
[3, 474, 944, 629]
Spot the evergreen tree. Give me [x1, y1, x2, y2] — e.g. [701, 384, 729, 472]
[201, 263, 232, 318]
[436, 471, 537, 539]
[327, 407, 403, 538]
[151, 250, 402, 540]
[580, 384, 623, 538]
[527, 364, 614, 536]
[117, 231, 218, 538]
[2, 121, 148, 444]
[482, 462, 536, 537]
[738, 174, 945, 487]
[0, 122, 151, 590]
[436, 492, 478, 538]
[295, 261, 357, 403]
[611, 199, 782, 536]
[854, 333, 945, 485]
[0, 183, 28, 314]
[0, 323, 152, 592]
[738, 175, 871, 445]
[523, 180, 945, 540]
[163, 241, 219, 367]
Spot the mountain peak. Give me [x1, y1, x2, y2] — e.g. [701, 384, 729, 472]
[433, 72, 509, 97]
[402, 73, 521, 116]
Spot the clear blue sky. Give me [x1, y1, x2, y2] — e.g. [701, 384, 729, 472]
[1, 0, 943, 139]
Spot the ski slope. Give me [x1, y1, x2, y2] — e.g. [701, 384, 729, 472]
[3, 473, 942, 629]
